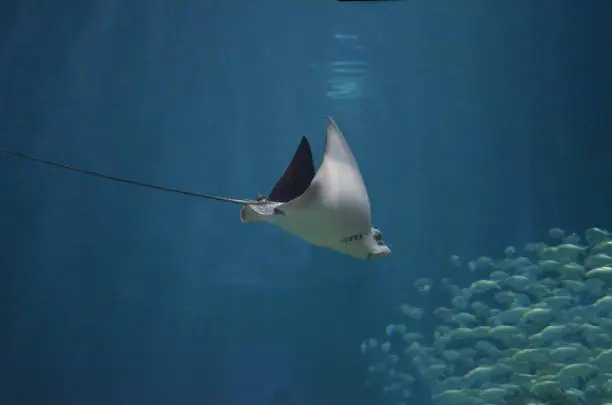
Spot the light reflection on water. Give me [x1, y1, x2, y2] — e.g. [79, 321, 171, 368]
[326, 32, 370, 116]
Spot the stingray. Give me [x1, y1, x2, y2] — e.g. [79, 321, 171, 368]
[0, 117, 391, 259]
[241, 118, 391, 259]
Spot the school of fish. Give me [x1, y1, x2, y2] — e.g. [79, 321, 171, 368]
[361, 226, 612, 405]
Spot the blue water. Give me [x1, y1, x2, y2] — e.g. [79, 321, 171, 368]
[1, 1, 611, 404]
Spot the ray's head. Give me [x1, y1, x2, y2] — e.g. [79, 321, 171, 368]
[366, 227, 392, 259]
[339, 227, 391, 260]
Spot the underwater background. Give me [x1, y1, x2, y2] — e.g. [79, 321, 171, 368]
[1, 1, 612, 405]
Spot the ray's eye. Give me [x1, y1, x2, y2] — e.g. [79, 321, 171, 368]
[372, 229, 385, 246]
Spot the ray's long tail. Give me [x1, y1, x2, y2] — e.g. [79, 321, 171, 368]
[0, 147, 263, 205]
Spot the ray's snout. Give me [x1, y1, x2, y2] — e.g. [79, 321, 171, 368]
[368, 248, 392, 259]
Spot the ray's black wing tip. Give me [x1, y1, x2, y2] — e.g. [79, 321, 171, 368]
[268, 136, 316, 203]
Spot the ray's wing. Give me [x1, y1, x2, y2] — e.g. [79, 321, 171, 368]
[323, 118, 362, 171]
[276, 118, 372, 237]
[268, 136, 316, 203]
[301, 118, 372, 231]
